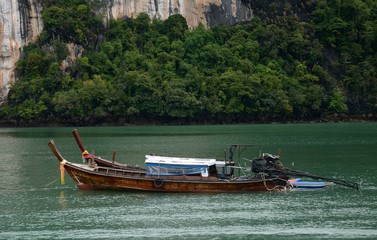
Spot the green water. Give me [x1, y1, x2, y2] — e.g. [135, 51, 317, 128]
[0, 123, 376, 239]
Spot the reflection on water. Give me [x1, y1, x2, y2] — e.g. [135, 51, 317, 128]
[1, 188, 376, 239]
[0, 123, 377, 239]
[59, 191, 67, 209]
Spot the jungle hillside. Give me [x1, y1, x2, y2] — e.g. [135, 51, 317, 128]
[1, 0, 376, 126]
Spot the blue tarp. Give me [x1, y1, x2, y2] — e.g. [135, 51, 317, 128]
[146, 163, 207, 176]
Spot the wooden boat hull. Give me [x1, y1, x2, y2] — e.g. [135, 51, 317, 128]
[49, 139, 290, 192]
[63, 162, 289, 192]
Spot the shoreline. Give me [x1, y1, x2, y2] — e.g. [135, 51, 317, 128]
[0, 115, 375, 128]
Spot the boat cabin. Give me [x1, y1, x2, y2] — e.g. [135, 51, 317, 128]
[144, 144, 263, 179]
[145, 155, 218, 177]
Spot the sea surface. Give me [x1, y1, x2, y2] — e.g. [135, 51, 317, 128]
[0, 123, 376, 239]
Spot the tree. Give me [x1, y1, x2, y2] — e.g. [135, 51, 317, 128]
[159, 14, 188, 42]
[42, 1, 103, 46]
[328, 87, 348, 114]
[53, 75, 116, 121]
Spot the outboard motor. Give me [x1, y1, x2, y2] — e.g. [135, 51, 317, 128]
[251, 153, 283, 175]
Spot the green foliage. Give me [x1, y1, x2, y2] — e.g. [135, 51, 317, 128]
[328, 87, 348, 114]
[312, 0, 377, 116]
[41, 0, 103, 46]
[2, 0, 376, 125]
[52, 75, 116, 120]
[16, 99, 48, 120]
[158, 14, 189, 42]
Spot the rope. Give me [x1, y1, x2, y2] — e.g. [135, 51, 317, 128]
[71, 170, 83, 185]
[44, 178, 60, 187]
[260, 173, 289, 191]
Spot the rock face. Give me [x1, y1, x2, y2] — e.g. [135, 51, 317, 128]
[0, 0, 253, 102]
[0, 0, 43, 103]
[103, 0, 253, 29]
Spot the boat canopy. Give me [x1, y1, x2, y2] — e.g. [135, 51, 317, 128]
[145, 155, 217, 177]
[145, 155, 216, 165]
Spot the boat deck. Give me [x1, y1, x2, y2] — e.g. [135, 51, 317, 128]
[69, 163, 250, 182]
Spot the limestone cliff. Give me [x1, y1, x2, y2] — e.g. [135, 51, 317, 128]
[102, 0, 252, 29]
[0, 0, 43, 102]
[0, 0, 252, 102]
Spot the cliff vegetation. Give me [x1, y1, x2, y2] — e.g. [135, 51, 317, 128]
[0, 0, 376, 125]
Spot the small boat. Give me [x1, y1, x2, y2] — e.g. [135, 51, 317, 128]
[48, 140, 291, 192]
[288, 178, 329, 189]
[72, 129, 146, 171]
[50, 130, 360, 191]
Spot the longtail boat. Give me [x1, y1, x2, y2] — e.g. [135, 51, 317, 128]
[72, 129, 145, 171]
[48, 140, 292, 192]
[49, 130, 360, 191]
